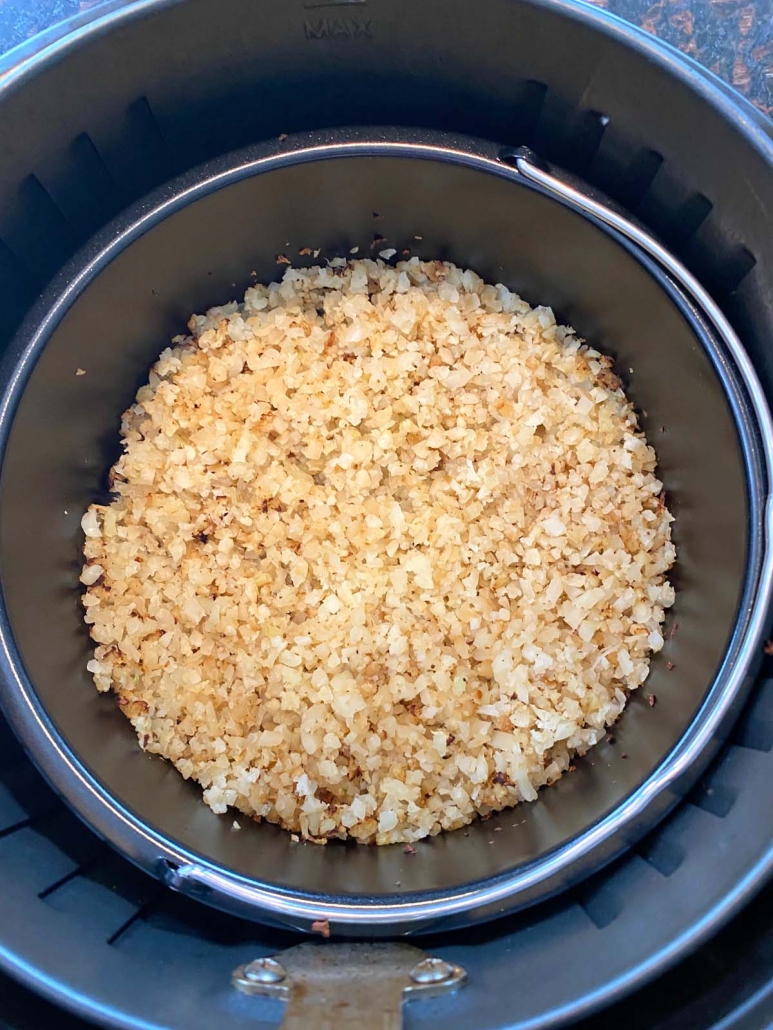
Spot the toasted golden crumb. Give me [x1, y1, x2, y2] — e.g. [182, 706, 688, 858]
[81, 259, 675, 844]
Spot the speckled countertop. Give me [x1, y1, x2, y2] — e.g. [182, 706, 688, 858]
[0, 0, 771, 113]
[599, 0, 773, 115]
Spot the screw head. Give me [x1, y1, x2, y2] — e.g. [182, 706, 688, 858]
[242, 957, 286, 985]
[409, 957, 455, 985]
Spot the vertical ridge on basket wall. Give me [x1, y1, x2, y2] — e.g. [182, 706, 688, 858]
[682, 227, 758, 300]
[2, 175, 76, 284]
[665, 193, 715, 246]
[731, 678, 773, 753]
[33, 132, 127, 241]
[567, 110, 611, 172]
[87, 95, 175, 201]
[577, 858, 630, 930]
[0, 715, 23, 770]
[0, 764, 58, 832]
[581, 126, 666, 213]
[528, 91, 595, 167]
[636, 820, 686, 878]
[636, 164, 714, 250]
[505, 79, 549, 147]
[716, 247, 758, 298]
[0, 238, 37, 348]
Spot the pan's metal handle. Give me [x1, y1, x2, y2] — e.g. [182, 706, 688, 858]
[506, 145, 773, 492]
[507, 144, 773, 662]
[232, 942, 466, 1029]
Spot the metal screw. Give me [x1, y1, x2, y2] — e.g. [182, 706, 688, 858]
[242, 957, 287, 984]
[409, 957, 456, 985]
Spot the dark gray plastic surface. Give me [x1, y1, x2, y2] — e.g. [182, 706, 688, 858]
[0, 0, 771, 1025]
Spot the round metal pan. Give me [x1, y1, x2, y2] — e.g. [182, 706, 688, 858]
[0, 129, 770, 935]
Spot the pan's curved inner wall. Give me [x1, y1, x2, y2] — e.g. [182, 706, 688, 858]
[0, 154, 747, 900]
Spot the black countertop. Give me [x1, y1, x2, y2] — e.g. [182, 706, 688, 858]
[0, 0, 772, 114]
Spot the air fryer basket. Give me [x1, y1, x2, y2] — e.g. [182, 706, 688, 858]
[0, 126, 770, 936]
[0, 0, 773, 1025]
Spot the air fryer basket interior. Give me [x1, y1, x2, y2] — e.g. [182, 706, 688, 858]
[0, 140, 753, 918]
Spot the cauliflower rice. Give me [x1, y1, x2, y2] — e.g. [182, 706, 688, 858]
[81, 258, 675, 845]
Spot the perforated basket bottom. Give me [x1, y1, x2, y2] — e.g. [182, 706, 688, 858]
[0, 670, 772, 1030]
